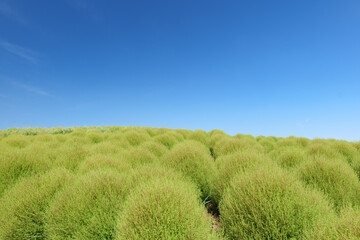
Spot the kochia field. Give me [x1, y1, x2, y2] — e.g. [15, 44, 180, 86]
[0, 126, 360, 239]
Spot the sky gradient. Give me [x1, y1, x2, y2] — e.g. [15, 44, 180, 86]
[1, 0, 359, 141]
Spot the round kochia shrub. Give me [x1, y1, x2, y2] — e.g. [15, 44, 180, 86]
[4, 134, 31, 148]
[219, 167, 334, 240]
[306, 142, 344, 159]
[126, 163, 197, 194]
[154, 133, 179, 149]
[308, 207, 360, 239]
[123, 130, 151, 146]
[45, 169, 130, 239]
[116, 178, 211, 240]
[212, 150, 275, 205]
[188, 129, 209, 146]
[297, 157, 360, 210]
[161, 140, 215, 200]
[276, 136, 309, 148]
[212, 137, 264, 158]
[0, 149, 51, 196]
[139, 141, 168, 157]
[257, 138, 275, 153]
[121, 147, 157, 167]
[270, 147, 307, 169]
[0, 168, 73, 239]
[331, 141, 359, 165]
[77, 154, 131, 174]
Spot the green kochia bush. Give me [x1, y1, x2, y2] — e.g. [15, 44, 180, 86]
[0, 168, 73, 239]
[4, 134, 32, 148]
[153, 133, 179, 149]
[188, 129, 209, 146]
[116, 178, 211, 240]
[297, 157, 360, 210]
[139, 141, 168, 157]
[126, 164, 197, 194]
[121, 147, 157, 167]
[212, 150, 275, 205]
[52, 143, 89, 170]
[257, 138, 276, 153]
[276, 136, 310, 148]
[45, 169, 130, 239]
[306, 142, 344, 159]
[161, 140, 215, 200]
[219, 166, 334, 240]
[308, 207, 360, 239]
[124, 130, 151, 146]
[331, 141, 359, 165]
[0, 150, 51, 196]
[212, 137, 264, 158]
[331, 141, 360, 178]
[270, 147, 307, 169]
[77, 155, 131, 174]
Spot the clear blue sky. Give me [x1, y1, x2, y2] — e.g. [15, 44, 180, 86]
[1, 0, 359, 141]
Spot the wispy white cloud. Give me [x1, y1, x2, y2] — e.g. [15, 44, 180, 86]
[0, 41, 39, 63]
[12, 81, 51, 97]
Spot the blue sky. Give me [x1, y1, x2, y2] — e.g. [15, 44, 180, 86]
[0, 0, 359, 141]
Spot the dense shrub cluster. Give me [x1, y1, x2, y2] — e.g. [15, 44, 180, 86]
[0, 126, 359, 239]
[219, 167, 334, 239]
[116, 178, 211, 239]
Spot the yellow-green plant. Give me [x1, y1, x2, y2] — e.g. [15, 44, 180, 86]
[116, 178, 211, 240]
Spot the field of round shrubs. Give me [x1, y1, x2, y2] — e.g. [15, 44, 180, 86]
[0, 126, 360, 239]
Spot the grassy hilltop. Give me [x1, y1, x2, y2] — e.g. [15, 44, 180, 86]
[0, 126, 360, 239]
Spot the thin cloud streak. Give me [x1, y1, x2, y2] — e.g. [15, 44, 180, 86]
[12, 81, 51, 97]
[0, 41, 39, 63]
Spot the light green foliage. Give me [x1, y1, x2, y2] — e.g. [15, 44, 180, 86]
[220, 167, 335, 240]
[116, 178, 211, 240]
[1, 126, 360, 239]
[126, 163, 199, 195]
[4, 134, 32, 148]
[154, 133, 179, 149]
[145, 127, 170, 137]
[121, 147, 157, 167]
[297, 156, 360, 210]
[139, 141, 168, 157]
[77, 154, 131, 173]
[208, 130, 227, 148]
[188, 129, 209, 146]
[331, 141, 360, 177]
[174, 128, 193, 138]
[212, 137, 264, 158]
[276, 136, 310, 148]
[308, 207, 360, 239]
[123, 129, 151, 146]
[307, 142, 344, 159]
[0, 149, 51, 196]
[270, 146, 307, 168]
[86, 131, 104, 144]
[45, 169, 130, 239]
[161, 140, 215, 200]
[88, 141, 124, 155]
[52, 143, 89, 170]
[0, 168, 73, 239]
[212, 150, 275, 205]
[257, 137, 276, 153]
